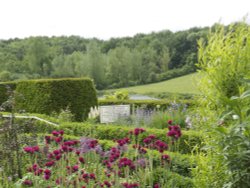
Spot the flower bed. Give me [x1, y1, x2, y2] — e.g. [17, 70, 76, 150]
[14, 123, 194, 187]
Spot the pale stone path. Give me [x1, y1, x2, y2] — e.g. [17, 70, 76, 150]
[2, 114, 58, 126]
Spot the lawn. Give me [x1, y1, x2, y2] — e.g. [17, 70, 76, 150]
[107, 73, 200, 94]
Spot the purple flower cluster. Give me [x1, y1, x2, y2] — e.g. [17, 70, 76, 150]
[155, 140, 168, 153]
[129, 128, 145, 136]
[80, 137, 103, 154]
[118, 158, 135, 170]
[117, 137, 130, 146]
[23, 146, 39, 154]
[167, 125, 182, 139]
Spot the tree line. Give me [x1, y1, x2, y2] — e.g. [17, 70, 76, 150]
[0, 26, 210, 89]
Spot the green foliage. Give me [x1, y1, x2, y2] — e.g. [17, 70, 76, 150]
[152, 168, 194, 187]
[25, 37, 52, 77]
[149, 110, 187, 129]
[0, 82, 17, 109]
[218, 121, 250, 187]
[14, 78, 97, 121]
[57, 106, 74, 122]
[104, 90, 129, 100]
[194, 21, 250, 187]
[0, 71, 11, 82]
[197, 22, 250, 114]
[99, 98, 195, 111]
[0, 26, 209, 89]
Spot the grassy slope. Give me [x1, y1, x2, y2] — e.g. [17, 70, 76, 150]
[108, 73, 200, 94]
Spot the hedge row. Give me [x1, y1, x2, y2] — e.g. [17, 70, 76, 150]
[0, 78, 97, 121]
[98, 99, 196, 111]
[4, 114, 203, 155]
[59, 122, 203, 154]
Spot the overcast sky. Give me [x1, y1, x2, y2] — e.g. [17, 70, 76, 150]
[0, 0, 249, 40]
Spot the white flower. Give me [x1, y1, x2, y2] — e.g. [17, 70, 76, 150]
[232, 114, 239, 120]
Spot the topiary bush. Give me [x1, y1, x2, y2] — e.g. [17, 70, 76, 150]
[14, 78, 97, 121]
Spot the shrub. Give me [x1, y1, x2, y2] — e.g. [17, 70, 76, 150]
[14, 78, 97, 121]
[98, 99, 195, 111]
[194, 21, 250, 187]
[0, 81, 17, 109]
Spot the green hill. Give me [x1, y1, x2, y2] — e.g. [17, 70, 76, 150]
[107, 73, 200, 95]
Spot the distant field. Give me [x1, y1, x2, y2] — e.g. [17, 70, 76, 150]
[107, 73, 200, 94]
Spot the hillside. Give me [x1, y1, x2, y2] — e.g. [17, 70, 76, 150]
[107, 73, 200, 94]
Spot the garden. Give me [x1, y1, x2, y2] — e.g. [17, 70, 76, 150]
[0, 22, 250, 188]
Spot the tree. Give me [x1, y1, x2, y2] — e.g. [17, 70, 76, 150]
[25, 37, 51, 77]
[87, 41, 107, 89]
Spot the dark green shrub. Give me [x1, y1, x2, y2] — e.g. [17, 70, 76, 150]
[0, 81, 17, 109]
[14, 78, 97, 121]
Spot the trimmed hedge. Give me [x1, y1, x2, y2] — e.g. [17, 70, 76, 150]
[98, 99, 195, 111]
[2, 114, 203, 154]
[58, 122, 204, 154]
[0, 81, 17, 108]
[14, 78, 97, 121]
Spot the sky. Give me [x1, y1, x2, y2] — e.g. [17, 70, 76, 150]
[0, 0, 249, 40]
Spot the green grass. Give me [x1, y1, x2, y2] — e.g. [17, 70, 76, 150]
[107, 73, 200, 94]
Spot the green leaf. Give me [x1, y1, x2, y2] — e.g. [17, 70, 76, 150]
[215, 126, 228, 134]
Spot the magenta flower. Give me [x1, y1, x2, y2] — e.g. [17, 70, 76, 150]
[34, 168, 43, 176]
[155, 140, 168, 153]
[118, 158, 135, 170]
[89, 173, 96, 180]
[53, 150, 61, 155]
[33, 146, 39, 152]
[23, 146, 39, 154]
[72, 165, 79, 172]
[132, 128, 145, 136]
[167, 125, 182, 139]
[45, 136, 51, 144]
[22, 179, 33, 186]
[117, 138, 130, 146]
[167, 120, 173, 125]
[55, 136, 63, 143]
[52, 130, 59, 137]
[55, 155, 61, 161]
[43, 169, 51, 180]
[122, 182, 140, 188]
[32, 164, 38, 171]
[59, 130, 64, 135]
[104, 180, 112, 187]
[143, 137, 152, 145]
[45, 161, 55, 167]
[161, 154, 170, 163]
[79, 157, 85, 164]
[154, 183, 160, 188]
[44, 174, 50, 180]
[44, 169, 51, 175]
